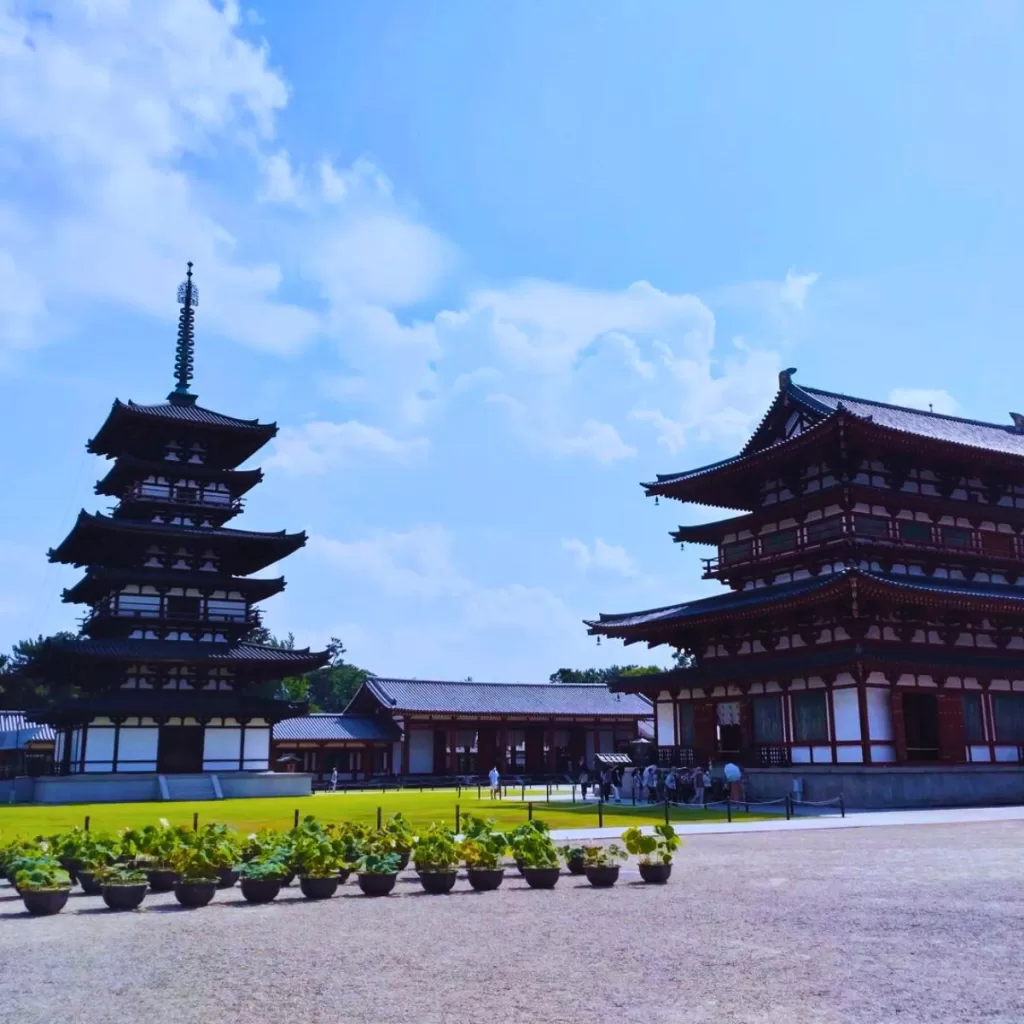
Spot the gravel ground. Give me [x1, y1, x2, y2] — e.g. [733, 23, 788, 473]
[2, 821, 1022, 1024]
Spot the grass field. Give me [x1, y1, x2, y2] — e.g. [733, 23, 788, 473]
[0, 788, 768, 837]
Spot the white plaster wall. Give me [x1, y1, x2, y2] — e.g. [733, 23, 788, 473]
[791, 746, 811, 763]
[866, 688, 893, 741]
[243, 727, 270, 770]
[970, 745, 991, 763]
[54, 731, 64, 764]
[117, 728, 158, 771]
[994, 745, 1019, 762]
[836, 747, 863, 763]
[85, 727, 115, 772]
[812, 746, 833, 763]
[392, 741, 403, 774]
[408, 729, 434, 774]
[832, 689, 861, 741]
[203, 728, 241, 771]
[656, 701, 677, 746]
[871, 744, 897, 763]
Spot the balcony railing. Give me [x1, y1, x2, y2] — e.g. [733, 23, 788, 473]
[702, 512, 1023, 576]
[122, 484, 244, 515]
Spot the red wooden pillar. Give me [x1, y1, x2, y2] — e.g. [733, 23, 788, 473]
[856, 681, 871, 763]
[936, 690, 966, 764]
[693, 699, 717, 766]
[891, 689, 907, 763]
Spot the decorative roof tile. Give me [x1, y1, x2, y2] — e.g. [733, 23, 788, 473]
[48, 637, 326, 665]
[273, 714, 401, 742]
[110, 399, 272, 432]
[357, 678, 652, 717]
[31, 691, 306, 725]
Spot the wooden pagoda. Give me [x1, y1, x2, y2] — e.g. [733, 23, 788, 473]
[586, 369, 1024, 802]
[33, 264, 327, 792]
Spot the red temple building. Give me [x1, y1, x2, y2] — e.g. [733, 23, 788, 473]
[586, 369, 1024, 807]
[27, 264, 327, 804]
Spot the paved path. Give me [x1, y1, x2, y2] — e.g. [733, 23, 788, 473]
[549, 802, 1024, 840]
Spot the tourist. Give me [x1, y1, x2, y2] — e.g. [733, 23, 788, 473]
[691, 766, 706, 806]
[329, 766, 338, 792]
[579, 766, 590, 800]
[611, 766, 623, 803]
[644, 763, 659, 803]
[664, 768, 677, 804]
[488, 764, 500, 799]
[724, 761, 743, 801]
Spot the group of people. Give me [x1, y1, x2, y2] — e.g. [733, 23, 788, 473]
[631, 763, 713, 805]
[577, 762, 626, 802]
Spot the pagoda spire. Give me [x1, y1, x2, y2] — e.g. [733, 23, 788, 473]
[169, 261, 199, 405]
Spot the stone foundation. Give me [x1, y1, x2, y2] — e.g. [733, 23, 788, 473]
[747, 765, 1024, 809]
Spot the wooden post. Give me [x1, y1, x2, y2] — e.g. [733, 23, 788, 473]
[785, 794, 792, 820]
[726, 798, 732, 823]
[84, 815, 90, 832]
[664, 799, 670, 825]
[571, 784, 576, 804]
[477, 783, 481, 799]
[528, 801, 533, 821]
[598, 800, 604, 828]
[521, 782, 526, 801]
[293, 808, 299, 829]
[455, 804, 461, 834]
[377, 806, 382, 830]
[839, 793, 845, 818]
[193, 812, 199, 831]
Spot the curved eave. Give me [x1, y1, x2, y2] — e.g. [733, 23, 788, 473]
[641, 417, 839, 509]
[88, 400, 278, 462]
[43, 639, 329, 672]
[61, 570, 286, 605]
[95, 457, 264, 497]
[670, 515, 750, 545]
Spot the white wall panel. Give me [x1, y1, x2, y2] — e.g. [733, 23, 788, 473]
[118, 728, 158, 771]
[836, 746, 863, 763]
[85, 727, 115, 772]
[812, 746, 833, 763]
[243, 727, 270, 770]
[408, 729, 434, 774]
[656, 701, 676, 746]
[204, 728, 241, 771]
[832, 689, 861, 741]
[969, 745, 991, 763]
[866, 688, 893, 741]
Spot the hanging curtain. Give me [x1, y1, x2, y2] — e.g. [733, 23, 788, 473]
[791, 690, 828, 742]
[752, 696, 784, 743]
[991, 694, 1024, 744]
[961, 693, 986, 744]
[677, 703, 695, 746]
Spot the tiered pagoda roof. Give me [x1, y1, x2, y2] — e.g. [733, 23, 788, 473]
[34, 263, 325, 726]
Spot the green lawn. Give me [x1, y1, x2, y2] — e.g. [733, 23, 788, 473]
[1, 789, 769, 838]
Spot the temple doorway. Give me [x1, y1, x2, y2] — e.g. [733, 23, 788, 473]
[157, 726, 205, 774]
[902, 692, 940, 761]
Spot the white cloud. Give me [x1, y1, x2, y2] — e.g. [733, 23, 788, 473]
[887, 388, 961, 416]
[258, 148, 303, 204]
[779, 269, 820, 311]
[266, 420, 429, 474]
[562, 537, 638, 576]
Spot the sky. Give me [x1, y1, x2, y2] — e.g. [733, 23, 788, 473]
[1, 0, 1023, 681]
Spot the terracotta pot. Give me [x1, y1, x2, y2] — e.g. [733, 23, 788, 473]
[22, 888, 71, 916]
[584, 865, 620, 888]
[521, 867, 560, 889]
[240, 878, 282, 904]
[638, 862, 672, 885]
[467, 868, 504, 891]
[216, 868, 239, 889]
[566, 855, 585, 876]
[357, 873, 397, 897]
[174, 881, 217, 908]
[299, 876, 339, 900]
[102, 884, 147, 911]
[418, 870, 457, 894]
[76, 870, 103, 895]
[147, 869, 180, 893]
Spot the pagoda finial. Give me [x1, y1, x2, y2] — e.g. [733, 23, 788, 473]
[170, 261, 199, 404]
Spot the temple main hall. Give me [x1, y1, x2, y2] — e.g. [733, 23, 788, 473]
[587, 369, 1024, 807]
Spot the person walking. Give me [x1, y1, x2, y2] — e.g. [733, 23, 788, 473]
[329, 766, 338, 792]
[488, 764, 500, 800]
[579, 766, 590, 800]
[664, 769, 677, 804]
[691, 766, 706, 806]
[724, 761, 744, 802]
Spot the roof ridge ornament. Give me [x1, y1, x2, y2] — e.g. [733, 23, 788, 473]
[778, 367, 797, 390]
[1010, 412, 1024, 434]
[169, 261, 199, 405]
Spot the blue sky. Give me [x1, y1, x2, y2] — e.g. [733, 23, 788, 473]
[1, 0, 1022, 680]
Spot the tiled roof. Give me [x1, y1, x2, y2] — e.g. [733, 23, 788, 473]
[62, 567, 285, 604]
[273, 714, 401, 742]
[587, 568, 1024, 635]
[31, 692, 306, 725]
[0, 712, 55, 749]
[95, 456, 263, 495]
[359, 678, 652, 717]
[68, 510, 301, 543]
[109, 399, 273, 432]
[48, 637, 327, 666]
[794, 385, 1024, 458]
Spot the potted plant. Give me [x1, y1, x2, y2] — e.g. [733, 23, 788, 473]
[508, 820, 551, 875]
[510, 828, 561, 889]
[131, 821, 190, 891]
[196, 825, 242, 888]
[238, 857, 289, 904]
[170, 846, 219, 908]
[75, 832, 121, 895]
[382, 813, 415, 870]
[292, 835, 346, 900]
[622, 824, 680, 884]
[458, 814, 508, 891]
[53, 827, 90, 884]
[356, 850, 402, 897]
[558, 844, 586, 876]
[412, 825, 459, 894]
[98, 863, 149, 911]
[15, 862, 73, 916]
[582, 843, 627, 887]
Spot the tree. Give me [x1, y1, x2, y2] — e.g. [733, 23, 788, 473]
[0, 632, 78, 709]
[548, 664, 665, 685]
[271, 637, 369, 712]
